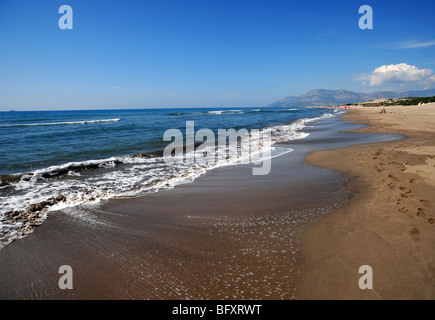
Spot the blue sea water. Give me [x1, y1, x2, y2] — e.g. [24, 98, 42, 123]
[0, 106, 338, 247]
[0, 107, 332, 175]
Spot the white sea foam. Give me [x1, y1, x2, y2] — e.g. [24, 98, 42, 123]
[206, 110, 243, 115]
[1, 118, 120, 127]
[207, 111, 225, 115]
[269, 112, 333, 143]
[0, 111, 336, 248]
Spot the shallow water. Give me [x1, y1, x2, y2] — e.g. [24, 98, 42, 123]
[0, 107, 339, 248]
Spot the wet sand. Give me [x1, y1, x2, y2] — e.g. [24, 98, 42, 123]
[298, 103, 435, 299]
[0, 115, 401, 299]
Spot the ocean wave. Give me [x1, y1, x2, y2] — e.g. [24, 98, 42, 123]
[1, 118, 120, 127]
[204, 110, 244, 115]
[0, 111, 336, 249]
[268, 112, 334, 143]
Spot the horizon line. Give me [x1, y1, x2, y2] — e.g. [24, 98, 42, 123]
[2, 87, 434, 112]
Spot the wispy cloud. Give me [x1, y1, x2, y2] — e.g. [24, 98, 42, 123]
[384, 40, 435, 49]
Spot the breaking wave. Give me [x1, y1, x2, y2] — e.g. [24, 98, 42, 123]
[0, 112, 335, 248]
[1, 118, 120, 127]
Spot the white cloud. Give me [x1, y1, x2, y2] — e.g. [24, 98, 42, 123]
[356, 63, 435, 87]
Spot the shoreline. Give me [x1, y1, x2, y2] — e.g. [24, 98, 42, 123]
[298, 103, 435, 299]
[0, 109, 422, 300]
[0, 114, 397, 299]
[0, 110, 335, 249]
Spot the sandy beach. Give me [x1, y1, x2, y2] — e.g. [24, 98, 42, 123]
[299, 103, 435, 299]
[2, 0, 435, 304]
[0, 114, 395, 300]
[0, 105, 433, 300]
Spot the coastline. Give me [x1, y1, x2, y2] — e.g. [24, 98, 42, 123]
[0, 114, 400, 299]
[298, 103, 435, 299]
[2, 0, 434, 304]
[0, 108, 334, 249]
[1, 107, 430, 299]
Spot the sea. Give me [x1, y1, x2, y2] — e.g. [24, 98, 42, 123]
[0, 106, 341, 248]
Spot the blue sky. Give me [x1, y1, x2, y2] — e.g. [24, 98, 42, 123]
[1, 0, 435, 110]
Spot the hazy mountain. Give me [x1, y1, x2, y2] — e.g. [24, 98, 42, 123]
[266, 89, 435, 108]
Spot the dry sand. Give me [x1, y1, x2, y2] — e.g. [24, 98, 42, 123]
[1, 105, 433, 300]
[298, 103, 435, 299]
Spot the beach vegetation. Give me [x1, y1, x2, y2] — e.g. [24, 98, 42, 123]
[383, 96, 435, 106]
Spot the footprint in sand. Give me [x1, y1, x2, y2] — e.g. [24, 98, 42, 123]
[417, 207, 427, 217]
[399, 187, 413, 199]
[410, 227, 420, 241]
[400, 193, 413, 199]
[388, 174, 399, 182]
[373, 149, 383, 160]
[419, 199, 432, 207]
[401, 162, 410, 172]
[399, 207, 408, 213]
[375, 165, 385, 172]
[399, 187, 411, 193]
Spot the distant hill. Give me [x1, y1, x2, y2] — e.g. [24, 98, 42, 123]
[266, 89, 435, 108]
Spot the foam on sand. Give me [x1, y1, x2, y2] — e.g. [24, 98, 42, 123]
[0, 111, 337, 248]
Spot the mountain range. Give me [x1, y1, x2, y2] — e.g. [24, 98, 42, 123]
[266, 89, 435, 108]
